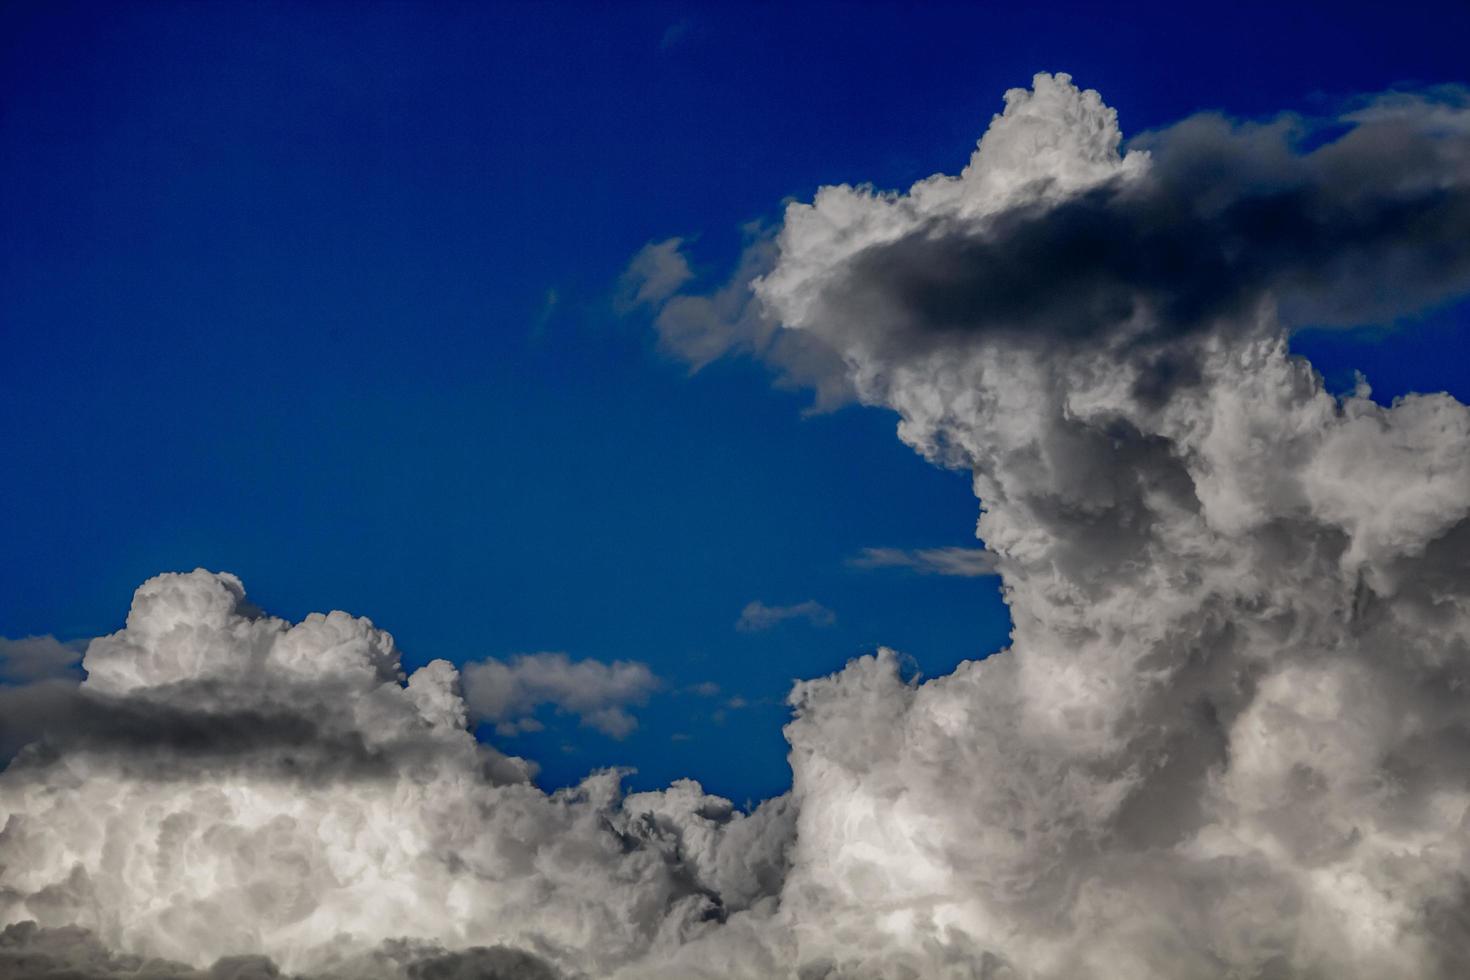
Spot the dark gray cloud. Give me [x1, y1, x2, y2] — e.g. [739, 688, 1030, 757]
[630, 86, 1470, 408]
[832, 102, 1470, 344]
[4, 686, 401, 782]
[0, 672, 527, 786]
[0, 921, 213, 979]
[399, 945, 564, 980]
[0, 923, 566, 980]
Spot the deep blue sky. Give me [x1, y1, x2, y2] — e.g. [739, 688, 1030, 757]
[4, 1, 1469, 803]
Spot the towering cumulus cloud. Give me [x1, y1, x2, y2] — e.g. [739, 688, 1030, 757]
[5, 74, 1470, 979]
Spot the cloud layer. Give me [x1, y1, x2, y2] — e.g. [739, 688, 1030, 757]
[7, 73, 1470, 978]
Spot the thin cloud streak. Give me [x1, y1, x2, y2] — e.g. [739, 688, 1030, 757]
[849, 546, 999, 577]
[735, 599, 836, 632]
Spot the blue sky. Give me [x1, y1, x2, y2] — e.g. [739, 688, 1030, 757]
[4, 0, 1469, 803]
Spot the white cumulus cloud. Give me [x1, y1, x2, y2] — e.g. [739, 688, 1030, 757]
[7, 73, 1470, 980]
[630, 72, 1470, 979]
[0, 570, 793, 979]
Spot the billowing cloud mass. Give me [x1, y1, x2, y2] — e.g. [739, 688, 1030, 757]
[461, 652, 660, 738]
[735, 600, 837, 633]
[0, 571, 793, 980]
[6, 72, 1470, 979]
[850, 546, 999, 577]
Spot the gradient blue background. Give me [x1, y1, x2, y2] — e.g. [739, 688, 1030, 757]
[4, 0, 1469, 802]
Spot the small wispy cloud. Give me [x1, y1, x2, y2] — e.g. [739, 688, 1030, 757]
[658, 17, 694, 52]
[736, 599, 835, 633]
[531, 286, 560, 338]
[849, 546, 998, 577]
[461, 652, 661, 739]
[618, 237, 694, 310]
